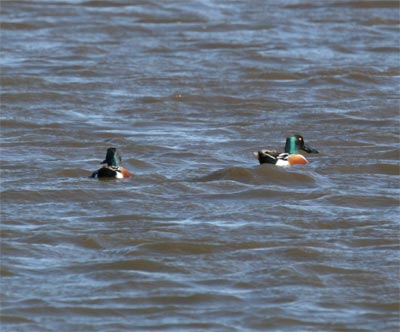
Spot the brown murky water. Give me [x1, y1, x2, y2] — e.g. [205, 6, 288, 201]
[1, 1, 399, 331]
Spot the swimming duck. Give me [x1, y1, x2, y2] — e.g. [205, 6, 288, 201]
[255, 135, 319, 166]
[90, 147, 132, 179]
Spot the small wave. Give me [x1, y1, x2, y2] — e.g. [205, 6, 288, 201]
[139, 241, 222, 255]
[322, 162, 399, 176]
[55, 168, 94, 178]
[195, 165, 316, 186]
[327, 193, 398, 209]
[74, 259, 183, 274]
[196, 167, 256, 183]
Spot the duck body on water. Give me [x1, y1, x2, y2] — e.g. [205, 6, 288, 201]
[256, 135, 319, 166]
[91, 147, 132, 179]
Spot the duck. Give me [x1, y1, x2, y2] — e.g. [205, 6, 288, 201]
[90, 147, 132, 179]
[255, 135, 319, 166]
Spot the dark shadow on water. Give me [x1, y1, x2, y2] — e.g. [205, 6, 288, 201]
[191, 165, 317, 186]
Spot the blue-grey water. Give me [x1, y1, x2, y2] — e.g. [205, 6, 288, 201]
[1, 1, 399, 331]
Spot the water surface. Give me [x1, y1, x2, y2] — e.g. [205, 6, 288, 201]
[1, 1, 399, 331]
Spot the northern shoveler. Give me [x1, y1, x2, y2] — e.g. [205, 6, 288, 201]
[90, 147, 132, 179]
[255, 135, 319, 166]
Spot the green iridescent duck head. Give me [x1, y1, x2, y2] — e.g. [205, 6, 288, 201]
[101, 147, 122, 167]
[284, 135, 319, 154]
